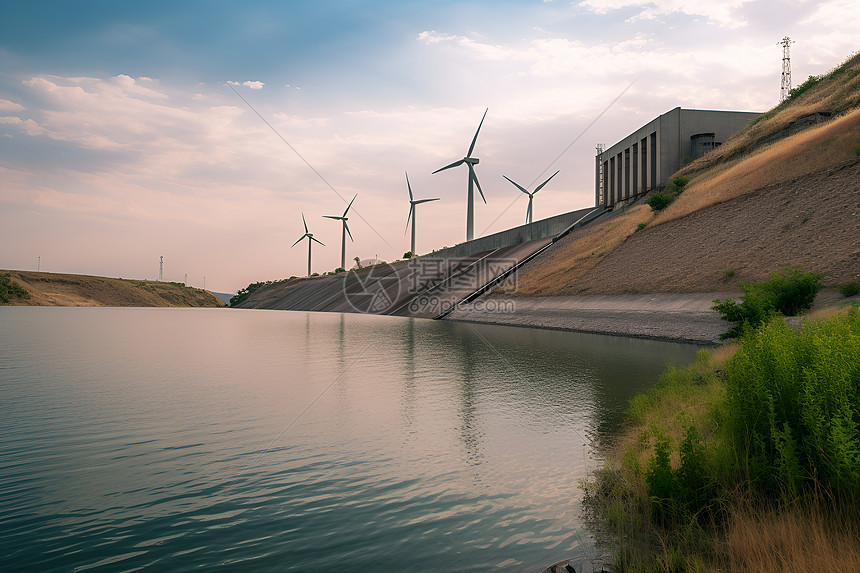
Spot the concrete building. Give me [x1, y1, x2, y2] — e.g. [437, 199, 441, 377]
[595, 107, 761, 208]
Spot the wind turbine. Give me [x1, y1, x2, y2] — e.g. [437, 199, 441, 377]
[432, 108, 488, 242]
[324, 194, 357, 270]
[291, 213, 325, 277]
[404, 171, 439, 256]
[503, 170, 560, 225]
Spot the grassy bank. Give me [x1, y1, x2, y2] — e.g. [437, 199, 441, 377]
[0, 270, 224, 307]
[582, 305, 860, 571]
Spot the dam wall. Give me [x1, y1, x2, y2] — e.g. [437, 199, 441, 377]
[426, 206, 602, 260]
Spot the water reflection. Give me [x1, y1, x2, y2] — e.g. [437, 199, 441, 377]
[0, 308, 699, 573]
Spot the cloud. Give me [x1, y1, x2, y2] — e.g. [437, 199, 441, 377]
[0, 99, 25, 112]
[577, 0, 750, 28]
[227, 80, 265, 89]
[0, 116, 45, 136]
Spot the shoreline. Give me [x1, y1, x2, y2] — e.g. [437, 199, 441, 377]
[445, 292, 742, 345]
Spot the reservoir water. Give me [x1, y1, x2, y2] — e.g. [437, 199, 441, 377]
[0, 308, 700, 572]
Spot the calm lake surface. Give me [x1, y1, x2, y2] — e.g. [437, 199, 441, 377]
[0, 308, 700, 572]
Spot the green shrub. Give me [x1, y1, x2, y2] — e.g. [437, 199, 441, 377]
[712, 267, 823, 339]
[229, 281, 269, 306]
[647, 192, 673, 211]
[403, 251, 414, 259]
[841, 281, 860, 296]
[725, 309, 860, 497]
[0, 273, 30, 304]
[723, 268, 736, 281]
[789, 75, 822, 99]
[852, 143, 860, 156]
[647, 176, 690, 212]
[636, 223, 648, 231]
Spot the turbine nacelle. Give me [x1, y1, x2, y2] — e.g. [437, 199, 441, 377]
[464, 157, 479, 165]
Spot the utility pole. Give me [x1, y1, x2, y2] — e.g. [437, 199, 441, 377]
[779, 36, 794, 103]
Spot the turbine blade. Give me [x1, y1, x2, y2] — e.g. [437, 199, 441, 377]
[291, 235, 307, 248]
[432, 159, 465, 174]
[323, 215, 342, 220]
[344, 221, 354, 242]
[414, 198, 439, 204]
[533, 170, 560, 194]
[503, 175, 529, 194]
[405, 171, 413, 201]
[343, 194, 357, 217]
[302, 212, 308, 234]
[311, 237, 325, 246]
[405, 205, 414, 235]
[467, 108, 488, 157]
[470, 164, 486, 204]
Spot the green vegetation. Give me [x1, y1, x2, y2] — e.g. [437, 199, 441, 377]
[230, 281, 271, 306]
[722, 268, 735, 281]
[583, 308, 860, 571]
[852, 143, 860, 156]
[0, 273, 30, 304]
[712, 267, 822, 339]
[403, 251, 414, 259]
[789, 74, 822, 100]
[636, 223, 648, 232]
[647, 176, 691, 211]
[841, 280, 860, 296]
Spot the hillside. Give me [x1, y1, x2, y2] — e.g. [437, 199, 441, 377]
[507, 52, 860, 297]
[0, 270, 225, 307]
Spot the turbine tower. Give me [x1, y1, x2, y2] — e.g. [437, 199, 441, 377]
[291, 213, 325, 276]
[324, 194, 357, 270]
[432, 108, 488, 242]
[404, 171, 439, 256]
[779, 36, 794, 103]
[503, 170, 560, 225]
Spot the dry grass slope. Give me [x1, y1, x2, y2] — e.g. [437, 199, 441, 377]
[514, 50, 860, 297]
[512, 205, 652, 297]
[1, 270, 224, 307]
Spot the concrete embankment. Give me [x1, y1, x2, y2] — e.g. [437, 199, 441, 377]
[234, 238, 553, 318]
[445, 293, 735, 344]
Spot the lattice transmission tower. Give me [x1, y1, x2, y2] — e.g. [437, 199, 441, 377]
[779, 36, 794, 103]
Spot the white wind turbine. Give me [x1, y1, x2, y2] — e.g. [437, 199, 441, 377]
[503, 170, 560, 225]
[323, 194, 357, 270]
[291, 213, 325, 277]
[404, 172, 439, 256]
[432, 108, 488, 242]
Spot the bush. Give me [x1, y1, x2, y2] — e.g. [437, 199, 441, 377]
[647, 192, 673, 211]
[0, 273, 30, 304]
[789, 75, 822, 99]
[647, 176, 690, 212]
[229, 281, 269, 306]
[403, 251, 414, 259]
[841, 281, 860, 296]
[712, 267, 823, 339]
[853, 143, 860, 156]
[726, 309, 860, 497]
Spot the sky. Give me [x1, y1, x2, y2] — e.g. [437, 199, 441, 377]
[1, 1, 857, 293]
